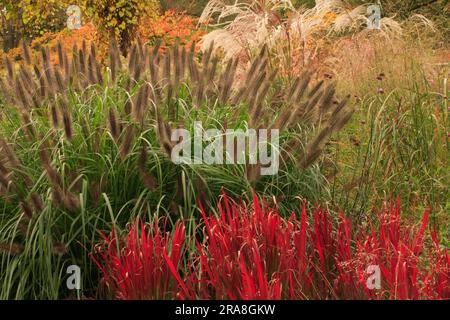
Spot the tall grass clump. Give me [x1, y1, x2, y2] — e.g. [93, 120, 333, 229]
[329, 87, 449, 228]
[199, 0, 404, 76]
[326, 22, 449, 241]
[0, 39, 353, 298]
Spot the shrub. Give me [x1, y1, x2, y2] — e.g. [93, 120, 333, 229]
[1, 11, 203, 68]
[137, 10, 205, 50]
[83, 0, 159, 56]
[0, 23, 99, 68]
[0, 0, 69, 50]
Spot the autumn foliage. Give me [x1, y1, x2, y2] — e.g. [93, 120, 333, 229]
[137, 10, 204, 50]
[1, 9, 203, 68]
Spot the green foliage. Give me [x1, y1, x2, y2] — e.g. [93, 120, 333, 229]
[160, 0, 211, 16]
[83, 0, 159, 55]
[0, 0, 69, 50]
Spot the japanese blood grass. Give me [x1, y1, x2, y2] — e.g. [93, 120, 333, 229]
[92, 220, 186, 299]
[93, 192, 449, 300]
